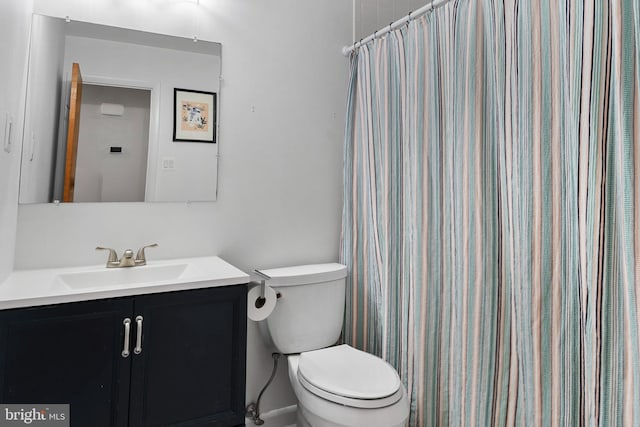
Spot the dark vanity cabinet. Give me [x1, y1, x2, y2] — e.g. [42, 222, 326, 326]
[0, 298, 133, 426]
[0, 285, 247, 427]
[128, 286, 247, 426]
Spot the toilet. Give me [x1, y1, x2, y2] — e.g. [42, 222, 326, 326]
[257, 263, 409, 427]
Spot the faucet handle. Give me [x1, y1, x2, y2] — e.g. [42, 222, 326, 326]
[135, 243, 158, 265]
[96, 246, 119, 266]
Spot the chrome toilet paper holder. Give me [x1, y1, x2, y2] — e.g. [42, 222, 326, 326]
[253, 269, 282, 309]
[253, 269, 271, 308]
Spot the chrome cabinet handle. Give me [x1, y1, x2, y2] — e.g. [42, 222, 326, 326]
[122, 318, 131, 358]
[134, 315, 143, 354]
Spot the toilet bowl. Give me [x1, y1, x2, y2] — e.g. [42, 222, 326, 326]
[256, 263, 410, 427]
[288, 345, 409, 427]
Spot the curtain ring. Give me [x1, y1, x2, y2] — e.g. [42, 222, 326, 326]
[406, 11, 412, 27]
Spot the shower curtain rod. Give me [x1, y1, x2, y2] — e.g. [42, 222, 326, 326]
[342, 0, 453, 56]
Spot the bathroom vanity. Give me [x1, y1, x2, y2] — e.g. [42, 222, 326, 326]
[0, 256, 249, 427]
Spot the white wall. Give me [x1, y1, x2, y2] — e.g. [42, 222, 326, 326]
[0, 0, 34, 283]
[19, 14, 66, 204]
[15, 0, 351, 416]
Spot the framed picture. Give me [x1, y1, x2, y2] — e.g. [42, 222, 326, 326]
[173, 88, 217, 143]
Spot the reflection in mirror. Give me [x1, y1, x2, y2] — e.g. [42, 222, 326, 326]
[73, 84, 151, 202]
[19, 14, 222, 204]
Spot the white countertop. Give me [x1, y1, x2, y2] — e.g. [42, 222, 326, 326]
[0, 256, 250, 310]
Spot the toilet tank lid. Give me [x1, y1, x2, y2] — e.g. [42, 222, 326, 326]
[257, 263, 347, 287]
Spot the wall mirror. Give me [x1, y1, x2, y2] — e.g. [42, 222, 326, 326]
[19, 14, 221, 204]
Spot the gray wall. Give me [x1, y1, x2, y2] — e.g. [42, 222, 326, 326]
[74, 85, 150, 202]
[355, 0, 428, 40]
[18, 14, 66, 204]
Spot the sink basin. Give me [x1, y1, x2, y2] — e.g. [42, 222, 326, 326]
[59, 264, 189, 289]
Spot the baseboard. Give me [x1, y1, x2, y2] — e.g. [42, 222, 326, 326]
[245, 404, 297, 427]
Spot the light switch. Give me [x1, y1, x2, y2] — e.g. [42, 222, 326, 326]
[162, 157, 175, 170]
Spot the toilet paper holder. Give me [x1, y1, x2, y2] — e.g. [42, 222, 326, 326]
[253, 269, 281, 309]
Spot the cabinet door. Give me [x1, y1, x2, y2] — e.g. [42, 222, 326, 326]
[0, 298, 134, 427]
[129, 286, 247, 427]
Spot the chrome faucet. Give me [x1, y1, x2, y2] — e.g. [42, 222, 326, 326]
[96, 244, 158, 268]
[135, 244, 158, 266]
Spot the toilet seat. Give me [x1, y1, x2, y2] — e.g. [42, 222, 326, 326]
[297, 345, 403, 409]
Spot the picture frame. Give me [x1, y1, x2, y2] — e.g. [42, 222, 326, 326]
[173, 88, 217, 143]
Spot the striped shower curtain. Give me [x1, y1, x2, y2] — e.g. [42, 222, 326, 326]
[340, 0, 640, 425]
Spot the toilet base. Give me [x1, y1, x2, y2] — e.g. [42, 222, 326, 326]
[296, 407, 311, 427]
[297, 403, 407, 427]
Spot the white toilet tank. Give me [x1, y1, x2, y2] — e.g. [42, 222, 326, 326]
[257, 263, 347, 354]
